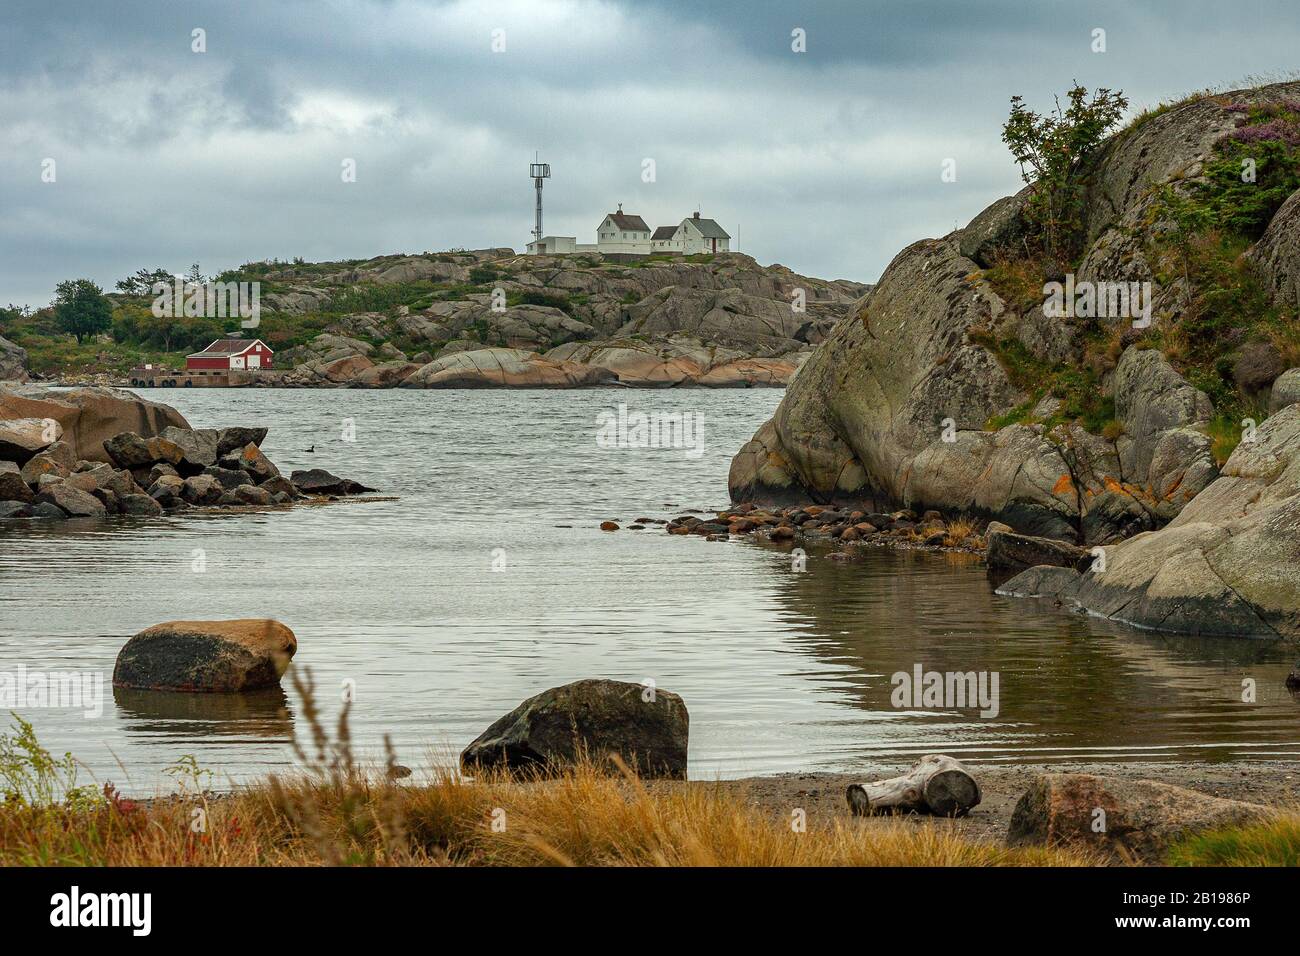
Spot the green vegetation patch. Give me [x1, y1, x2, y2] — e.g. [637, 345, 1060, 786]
[968, 326, 1121, 436]
[1167, 816, 1300, 866]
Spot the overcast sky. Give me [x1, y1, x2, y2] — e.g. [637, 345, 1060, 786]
[2, 0, 1298, 308]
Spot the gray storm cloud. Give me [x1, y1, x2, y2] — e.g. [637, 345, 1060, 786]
[1, 0, 1298, 306]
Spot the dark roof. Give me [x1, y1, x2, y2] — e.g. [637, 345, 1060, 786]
[605, 212, 650, 232]
[684, 217, 730, 240]
[651, 225, 678, 240]
[188, 338, 267, 357]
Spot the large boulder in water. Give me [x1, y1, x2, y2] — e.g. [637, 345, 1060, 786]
[1007, 773, 1273, 863]
[986, 527, 1091, 578]
[289, 468, 373, 496]
[0, 384, 189, 463]
[727, 236, 1042, 514]
[113, 619, 298, 692]
[461, 678, 690, 779]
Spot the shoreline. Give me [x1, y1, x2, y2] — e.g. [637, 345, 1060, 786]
[43, 376, 793, 391]
[724, 758, 1300, 846]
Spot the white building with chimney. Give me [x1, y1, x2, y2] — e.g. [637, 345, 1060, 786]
[525, 204, 730, 257]
[595, 206, 652, 254]
[651, 212, 730, 254]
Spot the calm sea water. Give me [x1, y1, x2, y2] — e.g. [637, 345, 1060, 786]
[2, 387, 1298, 794]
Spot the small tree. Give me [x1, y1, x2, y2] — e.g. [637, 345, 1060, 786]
[1002, 82, 1129, 261]
[52, 279, 112, 344]
[116, 267, 174, 296]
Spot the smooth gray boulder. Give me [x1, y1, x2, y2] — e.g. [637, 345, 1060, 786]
[958, 186, 1031, 268]
[1271, 368, 1300, 413]
[160, 426, 221, 471]
[730, 237, 1021, 509]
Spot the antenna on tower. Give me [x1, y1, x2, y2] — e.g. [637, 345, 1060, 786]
[529, 152, 551, 242]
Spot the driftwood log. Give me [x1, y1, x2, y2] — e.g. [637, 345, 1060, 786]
[847, 755, 981, 817]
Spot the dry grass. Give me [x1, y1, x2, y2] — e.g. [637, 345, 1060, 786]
[0, 760, 1104, 868]
[980, 249, 1055, 314]
[943, 517, 983, 549]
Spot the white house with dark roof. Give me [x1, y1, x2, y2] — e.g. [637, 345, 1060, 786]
[650, 212, 730, 254]
[596, 205, 652, 254]
[676, 212, 730, 254]
[650, 225, 681, 253]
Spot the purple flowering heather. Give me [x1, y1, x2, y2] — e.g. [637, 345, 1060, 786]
[1228, 119, 1300, 146]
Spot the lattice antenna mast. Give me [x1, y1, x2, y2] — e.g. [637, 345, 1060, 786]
[530, 154, 550, 241]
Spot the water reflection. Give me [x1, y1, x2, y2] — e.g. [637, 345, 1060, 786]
[113, 686, 293, 741]
[761, 540, 1300, 763]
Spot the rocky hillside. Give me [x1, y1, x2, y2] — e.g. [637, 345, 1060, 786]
[238, 250, 868, 388]
[729, 80, 1300, 638]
